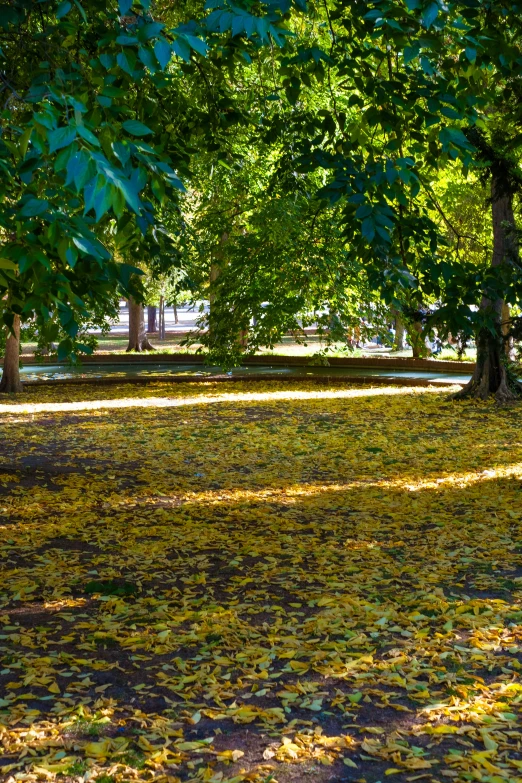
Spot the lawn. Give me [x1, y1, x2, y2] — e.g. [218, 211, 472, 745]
[19, 333, 477, 362]
[1, 380, 521, 783]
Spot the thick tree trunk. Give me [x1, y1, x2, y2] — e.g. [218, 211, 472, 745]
[147, 305, 157, 333]
[392, 310, 405, 352]
[173, 302, 178, 325]
[209, 262, 221, 307]
[502, 302, 515, 361]
[126, 296, 154, 352]
[0, 315, 22, 393]
[409, 321, 431, 359]
[455, 177, 521, 402]
[208, 234, 227, 346]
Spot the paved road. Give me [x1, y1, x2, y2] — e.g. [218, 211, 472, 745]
[96, 303, 205, 334]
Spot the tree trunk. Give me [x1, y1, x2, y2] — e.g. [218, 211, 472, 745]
[147, 305, 157, 333]
[209, 262, 221, 307]
[409, 321, 431, 359]
[392, 310, 405, 351]
[208, 232, 228, 343]
[159, 296, 166, 340]
[455, 177, 520, 402]
[502, 302, 515, 361]
[0, 315, 22, 393]
[173, 302, 178, 325]
[126, 296, 154, 352]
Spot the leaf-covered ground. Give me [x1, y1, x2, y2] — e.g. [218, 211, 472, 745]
[1, 380, 522, 783]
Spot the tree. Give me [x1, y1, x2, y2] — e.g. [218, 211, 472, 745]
[6, 0, 522, 396]
[232, 0, 522, 395]
[0, 314, 22, 393]
[127, 295, 155, 352]
[147, 305, 157, 333]
[0, 0, 210, 379]
[454, 128, 522, 400]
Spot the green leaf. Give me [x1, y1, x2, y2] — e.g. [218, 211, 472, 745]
[0, 258, 17, 270]
[356, 204, 373, 219]
[138, 46, 158, 72]
[422, 2, 439, 28]
[173, 37, 191, 62]
[440, 106, 461, 120]
[19, 198, 49, 217]
[18, 254, 35, 274]
[140, 22, 164, 39]
[119, 0, 133, 13]
[465, 46, 477, 63]
[122, 119, 153, 136]
[99, 53, 114, 69]
[48, 125, 77, 153]
[56, 0, 72, 18]
[184, 34, 208, 56]
[361, 217, 375, 243]
[77, 125, 100, 147]
[116, 34, 138, 45]
[72, 0, 87, 22]
[439, 127, 474, 150]
[404, 44, 420, 64]
[19, 126, 32, 158]
[117, 51, 135, 75]
[72, 235, 109, 259]
[154, 38, 172, 68]
[116, 178, 142, 213]
[66, 246, 78, 268]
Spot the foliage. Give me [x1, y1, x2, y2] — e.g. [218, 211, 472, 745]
[164, 0, 522, 365]
[0, 0, 207, 355]
[3, 0, 522, 367]
[1, 380, 522, 781]
[182, 155, 387, 366]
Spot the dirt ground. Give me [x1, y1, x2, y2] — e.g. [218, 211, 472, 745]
[0, 380, 521, 783]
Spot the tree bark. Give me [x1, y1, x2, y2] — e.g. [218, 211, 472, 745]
[208, 232, 228, 345]
[502, 302, 515, 361]
[147, 305, 157, 333]
[0, 314, 22, 393]
[455, 176, 521, 402]
[126, 296, 154, 352]
[159, 295, 166, 340]
[173, 302, 178, 325]
[392, 309, 405, 351]
[409, 321, 431, 359]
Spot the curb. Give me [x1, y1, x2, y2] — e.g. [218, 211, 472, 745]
[21, 373, 467, 389]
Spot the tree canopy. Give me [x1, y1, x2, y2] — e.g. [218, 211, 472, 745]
[2, 0, 522, 395]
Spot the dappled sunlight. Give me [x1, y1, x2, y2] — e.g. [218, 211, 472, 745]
[2, 381, 522, 782]
[124, 461, 522, 508]
[43, 597, 90, 611]
[0, 382, 442, 415]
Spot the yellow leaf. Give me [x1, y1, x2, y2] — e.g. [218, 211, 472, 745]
[217, 749, 245, 762]
[480, 730, 498, 751]
[428, 725, 459, 734]
[177, 741, 210, 751]
[84, 739, 112, 758]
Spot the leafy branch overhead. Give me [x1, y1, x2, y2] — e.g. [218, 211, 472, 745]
[2, 0, 522, 395]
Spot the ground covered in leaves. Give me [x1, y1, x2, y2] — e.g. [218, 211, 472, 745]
[1, 380, 522, 783]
